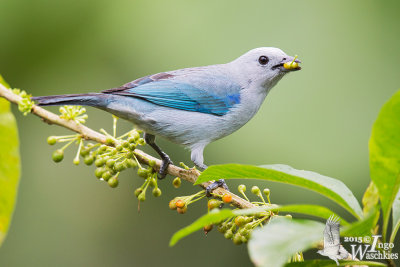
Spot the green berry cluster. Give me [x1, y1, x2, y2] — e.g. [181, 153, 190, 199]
[11, 88, 34, 115]
[134, 164, 162, 202]
[59, 105, 88, 124]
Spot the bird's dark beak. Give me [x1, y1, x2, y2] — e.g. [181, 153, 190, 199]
[272, 56, 302, 72]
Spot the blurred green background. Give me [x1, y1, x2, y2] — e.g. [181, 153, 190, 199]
[1, 0, 399, 266]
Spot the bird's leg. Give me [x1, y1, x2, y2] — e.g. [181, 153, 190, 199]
[143, 133, 173, 179]
[194, 163, 229, 197]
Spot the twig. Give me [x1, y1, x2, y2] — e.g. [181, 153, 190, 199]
[0, 83, 255, 209]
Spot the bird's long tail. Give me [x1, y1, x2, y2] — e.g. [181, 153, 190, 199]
[32, 93, 109, 107]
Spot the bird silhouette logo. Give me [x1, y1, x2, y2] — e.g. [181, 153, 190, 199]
[317, 215, 349, 265]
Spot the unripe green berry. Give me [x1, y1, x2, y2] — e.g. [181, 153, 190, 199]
[106, 159, 115, 168]
[84, 155, 95, 165]
[172, 177, 181, 188]
[128, 137, 136, 143]
[137, 168, 148, 178]
[52, 149, 64, 163]
[108, 176, 119, 188]
[114, 162, 125, 172]
[207, 199, 222, 210]
[149, 178, 157, 187]
[245, 223, 253, 230]
[239, 228, 249, 235]
[148, 159, 156, 167]
[138, 192, 146, 202]
[102, 171, 112, 181]
[263, 188, 270, 196]
[95, 167, 105, 178]
[99, 145, 107, 152]
[234, 216, 246, 227]
[241, 235, 248, 243]
[80, 148, 90, 157]
[129, 143, 136, 150]
[251, 186, 260, 195]
[47, 136, 57, 145]
[233, 233, 243, 245]
[217, 223, 227, 233]
[238, 184, 246, 192]
[224, 230, 233, 239]
[73, 158, 80, 165]
[130, 131, 140, 141]
[126, 159, 137, 168]
[152, 188, 161, 197]
[134, 188, 143, 197]
[285, 214, 292, 219]
[105, 137, 114, 146]
[122, 140, 129, 148]
[126, 152, 133, 159]
[95, 158, 105, 167]
[137, 138, 145, 145]
[116, 145, 123, 151]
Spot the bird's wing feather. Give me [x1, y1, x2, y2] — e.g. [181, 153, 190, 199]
[102, 69, 242, 116]
[323, 216, 341, 248]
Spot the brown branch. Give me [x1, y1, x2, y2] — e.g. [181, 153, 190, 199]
[0, 83, 255, 209]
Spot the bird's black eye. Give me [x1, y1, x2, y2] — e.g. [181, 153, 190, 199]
[258, 56, 269, 65]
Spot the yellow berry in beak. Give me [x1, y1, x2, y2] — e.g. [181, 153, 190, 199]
[283, 61, 299, 70]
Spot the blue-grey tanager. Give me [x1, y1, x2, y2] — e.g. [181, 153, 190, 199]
[33, 47, 301, 193]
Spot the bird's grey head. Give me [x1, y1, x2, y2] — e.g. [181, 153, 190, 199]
[230, 47, 301, 90]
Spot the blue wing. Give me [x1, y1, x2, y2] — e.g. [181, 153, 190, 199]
[102, 72, 242, 116]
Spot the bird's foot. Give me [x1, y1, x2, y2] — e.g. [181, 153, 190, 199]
[157, 156, 173, 180]
[206, 179, 229, 197]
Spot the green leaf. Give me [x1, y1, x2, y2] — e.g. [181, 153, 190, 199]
[362, 181, 379, 216]
[0, 75, 21, 247]
[196, 164, 362, 219]
[285, 259, 386, 267]
[248, 217, 325, 267]
[341, 207, 380, 237]
[276, 204, 349, 225]
[369, 89, 400, 240]
[390, 188, 400, 244]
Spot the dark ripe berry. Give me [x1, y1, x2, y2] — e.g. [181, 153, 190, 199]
[129, 143, 136, 150]
[203, 224, 213, 234]
[95, 158, 105, 167]
[134, 188, 143, 197]
[47, 136, 57, 145]
[207, 199, 221, 210]
[108, 176, 119, 188]
[95, 167, 105, 178]
[251, 186, 260, 195]
[137, 168, 148, 178]
[116, 145, 123, 151]
[84, 155, 94, 165]
[224, 230, 233, 239]
[106, 159, 115, 168]
[152, 188, 161, 197]
[52, 149, 64, 163]
[122, 140, 130, 148]
[73, 158, 80, 165]
[169, 199, 177, 210]
[102, 171, 112, 181]
[114, 162, 125, 172]
[175, 199, 185, 208]
[177, 206, 187, 214]
[172, 177, 181, 188]
[137, 138, 145, 145]
[149, 178, 157, 187]
[222, 193, 233, 203]
[233, 234, 243, 245]
[234, 216, 246, 227]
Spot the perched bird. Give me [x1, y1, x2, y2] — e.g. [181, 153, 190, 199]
[317, 215, 349, 265]
[33, 47, 301, 194]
